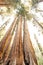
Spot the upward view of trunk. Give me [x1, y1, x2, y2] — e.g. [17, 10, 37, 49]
[16, 16, 24, 65]
[23, 17, 38, 65]
[3, 25, 18, 65]
[23, 17, 30, 65]
[0, 16, 17, 47]
[8, 16, 24, 65]
[0, 17, 18, 61]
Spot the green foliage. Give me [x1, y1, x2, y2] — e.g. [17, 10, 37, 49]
[38, 56, 43, 65]
[7, 7, 10, 13]
[6, 0, 20, 4]
[32, 0, 39, 6]
[38, 43, 42, 52]
[6, 0, 21, 8]
[5, 0, 32, 20]
[17, 4, 28, 16]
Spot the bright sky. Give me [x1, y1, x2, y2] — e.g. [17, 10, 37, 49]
[27, 19, 43, 57]
[37, 2, 43, 10]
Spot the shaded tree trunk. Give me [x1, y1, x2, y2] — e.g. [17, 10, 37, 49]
[23, 17, 38, 65]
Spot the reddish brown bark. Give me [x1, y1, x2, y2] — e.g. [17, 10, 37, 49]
[8, 16, 24, 65]
[0, 17, 18, 60]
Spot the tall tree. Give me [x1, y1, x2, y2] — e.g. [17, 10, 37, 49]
[23, 19, 38, 65]
[0, 0, 38, 65]
[16, 3, 38, 65]
[0, 17, 18, 63]
[8, 16, 24, 65]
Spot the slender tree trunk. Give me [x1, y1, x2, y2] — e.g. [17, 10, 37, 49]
[2, 22, 17, 62]
[23, 17, 30, 65]
[23, 17, 38, 65]
[16, 16, 24, 65]
[0, 17, 18, 61]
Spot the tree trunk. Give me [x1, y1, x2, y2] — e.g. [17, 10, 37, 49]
[23, 17, 38, 65]
[8, 16, 24, 65]
[0, 17, 18, 61]
[23, 17, 30, 65]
